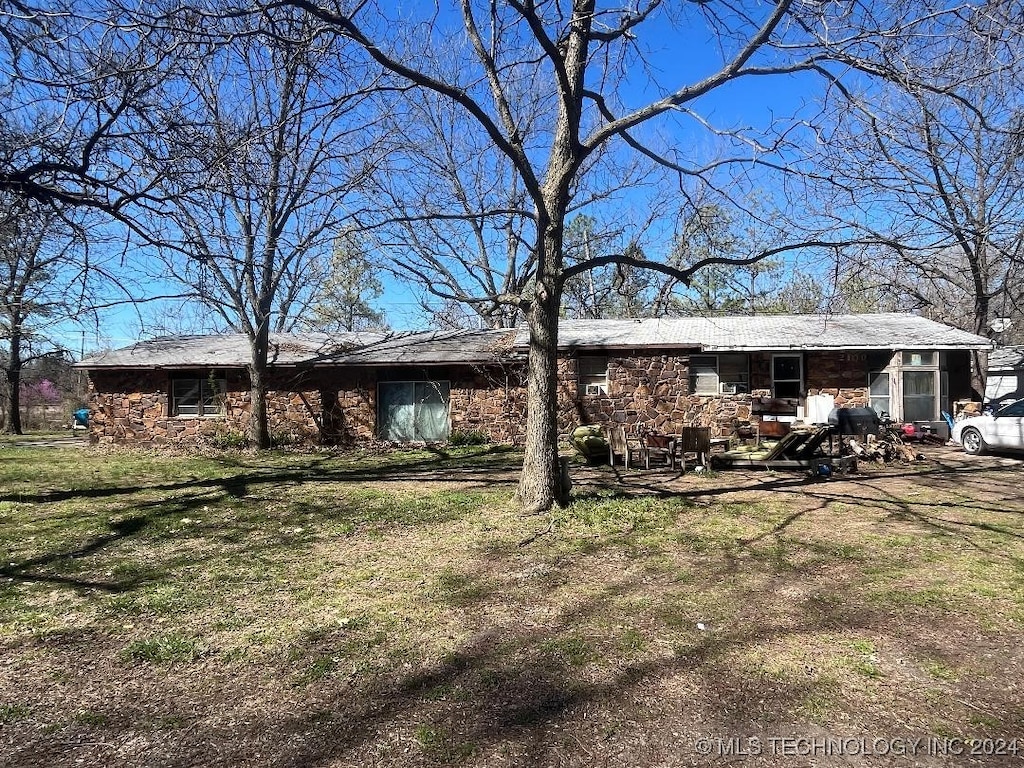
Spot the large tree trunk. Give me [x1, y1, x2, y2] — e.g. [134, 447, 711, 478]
[249, 321, 271, 449]
[517, 284, 568, 513]
[969, 237, 992, 399]
[4, 328, 23, 435]
[970, 349, 988, 402]
[517, 201, 571, 512]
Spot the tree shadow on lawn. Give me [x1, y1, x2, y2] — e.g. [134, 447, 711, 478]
[0, 470, 505, 596]
[738, 467, 1024, 559]
[0, 515, 159, 592]
[0, 445, 523, 506]
[577, 458, 1024, 539]
[24, 571, 1024, 768]
[2, 576, 928, 768]
[5, 473, 1024, 767]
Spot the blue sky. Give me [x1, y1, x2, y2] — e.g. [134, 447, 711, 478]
[54, 3, 833, 354]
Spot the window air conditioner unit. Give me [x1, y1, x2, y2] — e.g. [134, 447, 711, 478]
[720, 383, 738, 395]
[585, 384, 605, 396]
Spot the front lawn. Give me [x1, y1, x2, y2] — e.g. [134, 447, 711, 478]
[1, 445, 1022, 766]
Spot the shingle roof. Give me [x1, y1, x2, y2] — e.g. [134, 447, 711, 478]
[78, 314, 991, 370]
[78, 329, 519, 369]
[988, 345, 1024, 371]
[525, 314, 992, 352]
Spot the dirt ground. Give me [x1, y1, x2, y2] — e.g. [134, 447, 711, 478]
[1, 444, 1022, 768]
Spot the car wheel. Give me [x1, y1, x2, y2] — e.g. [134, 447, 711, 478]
[961, 427, 985, 455]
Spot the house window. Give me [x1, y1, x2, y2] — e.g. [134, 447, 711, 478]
[689, 354, 749, 395]
[689, 355, 718, 395]
[868, 371, 891, 418]
[900, 350, 940, 422]
[902, 351, 936, 367]
[868, 350, 942, 422]
[171, 372, 226, 416]
[903, 370, 938, 421]
[578, 356, 608, 396]
[378, 381, 450, 441]
[772, 354, 803, 399]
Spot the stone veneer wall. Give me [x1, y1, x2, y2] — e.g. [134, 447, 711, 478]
[87, 350, 873, 446]
[557, 352, 753, 438]
[448, 365, 528, 444]
[87, 368, 334, 446]
[804, 351, 869, 407]
[87, 364, 530, 446]
[557, 350, 871, 438]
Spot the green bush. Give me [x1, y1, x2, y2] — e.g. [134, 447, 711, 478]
[448, 429, 489, 446]
[208, 431, 249, 450]
[269, 431, 298, 447]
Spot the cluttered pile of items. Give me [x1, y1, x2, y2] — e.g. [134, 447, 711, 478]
[712, 404, 942, 476]
[843, 419, 942, 463]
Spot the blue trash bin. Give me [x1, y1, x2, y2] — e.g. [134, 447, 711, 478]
[73, 408, 90, 428]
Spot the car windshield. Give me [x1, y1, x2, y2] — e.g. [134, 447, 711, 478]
[994, 399, 1024, 417]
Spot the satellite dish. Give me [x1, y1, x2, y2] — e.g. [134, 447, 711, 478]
[990, 317, 1013, 333]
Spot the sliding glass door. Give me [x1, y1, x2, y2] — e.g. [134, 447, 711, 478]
[378, 381, 450, 441]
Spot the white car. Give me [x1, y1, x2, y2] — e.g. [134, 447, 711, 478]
[952, 399, 1024, 455]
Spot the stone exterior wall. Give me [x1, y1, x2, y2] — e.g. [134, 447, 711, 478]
[448, 365, 528, 443]
[87, 364, 530, 447]
[804, 351, 870, 408]
[86, 349, 878, 447]
[556, 349, 871, 438]
[557, 352, 755, 438]
[87, 368, 332, 446]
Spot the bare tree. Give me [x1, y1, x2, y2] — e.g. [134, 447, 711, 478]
[813, 1, 1024, 390]
[237, 0, 994, 511]
[0, 1, 181, 221]
[294, 230, 388, 333]
[153, 8, 385, 447]
[364, 87, 537, 329]
[0, 193, 93, 433]
[561, 215, 659, 319]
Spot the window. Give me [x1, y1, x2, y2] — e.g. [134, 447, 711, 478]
[902, 351, 936, 367]
[578, 356, 608, 396]
[903, 370, 937, 421]
[772, 354, 803, 399]
[171, 373, 226, 416]
[898, 350, 940, 422]
[868, 371, 891, 418]
[689, 355, 718, 395]
[378, 381, 450, 441]
[689, 354, 749, 395]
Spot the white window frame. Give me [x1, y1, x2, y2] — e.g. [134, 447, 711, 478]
[868, 350, 942, 422]
[689, 354, 749, 395]
[900, 350, 941, 422]
[868, 370, 892, 419]
[578, 355, 609, 396]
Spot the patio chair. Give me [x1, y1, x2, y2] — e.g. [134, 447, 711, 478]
[642, 431, 676, 470]
[608, 425, 644, 469]
[676, 426, 711, 467]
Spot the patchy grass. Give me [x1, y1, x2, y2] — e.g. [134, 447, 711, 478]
[121, 633, 206, 664]
[0, 444, 1023, 766]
